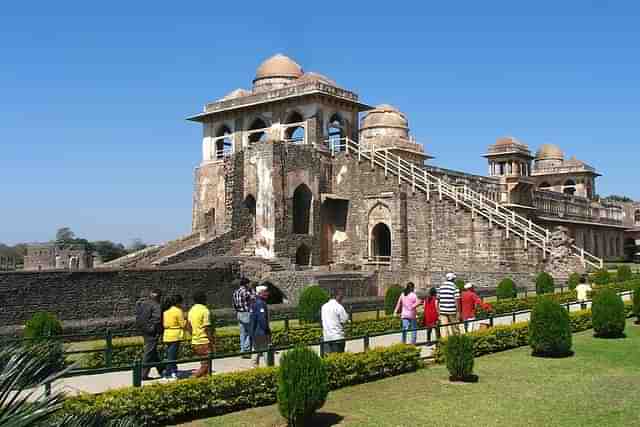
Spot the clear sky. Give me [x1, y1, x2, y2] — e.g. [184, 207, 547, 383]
[1, 1, 639, 245]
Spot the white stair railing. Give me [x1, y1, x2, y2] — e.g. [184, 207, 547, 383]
[328, 137, 603, 269]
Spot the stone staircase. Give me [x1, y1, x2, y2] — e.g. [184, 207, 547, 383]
[331, 137, 604, 270]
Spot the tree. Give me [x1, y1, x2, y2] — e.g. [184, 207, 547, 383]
[55, 227, 76, 244]
[92, 240, 127, 263]
[128, 238, 147, 252]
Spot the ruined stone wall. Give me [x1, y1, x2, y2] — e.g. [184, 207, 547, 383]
[0, 267, 239, 327]
[192, 161, 227, 234]
[330, 154, 546, 293]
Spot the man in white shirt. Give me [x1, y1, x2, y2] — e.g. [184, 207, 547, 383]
[575, 275, 592, 309]
[321, 289, 349, 354]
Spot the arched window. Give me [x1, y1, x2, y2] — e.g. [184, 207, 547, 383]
[293, 184, 312, 234]
[563, 179, 576, 196]
[243, 195, 256, 233]
[635, 210, 640, 226]
[371, 223, 391, 259]
[295, 244, 311, 266]
[261, 281, 287, 304]
[248, 118, 268, 144]
[284, 111, 305, 144]
[214, 125, 233, 159]
[328, 113, 345, 151]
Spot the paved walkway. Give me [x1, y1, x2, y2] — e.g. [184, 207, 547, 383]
[45, 293, 631, 397]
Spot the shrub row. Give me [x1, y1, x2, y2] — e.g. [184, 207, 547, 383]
[81, 281, 638, 368]
[83, 317, 402, 369]
[434, 303, 633, 363]
[62, 344, 421, 426]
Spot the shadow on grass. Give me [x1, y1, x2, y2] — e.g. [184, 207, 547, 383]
[594, 333, 627, 339]
[303, 412, 344, 426]
[531, 350, 575, 359]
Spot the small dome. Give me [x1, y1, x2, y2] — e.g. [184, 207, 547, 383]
[361, 104, 409, 131]
[297, 71, 337, 86]
[254, 54, 303, 81]
[220, 88, 251, 101]
[496, 136, 522, 146]
[536, 144, 564, 161]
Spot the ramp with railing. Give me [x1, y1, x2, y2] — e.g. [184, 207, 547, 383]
[328, 137, 603, 269]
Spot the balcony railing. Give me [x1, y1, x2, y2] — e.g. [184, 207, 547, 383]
[534, 191, 623, 225]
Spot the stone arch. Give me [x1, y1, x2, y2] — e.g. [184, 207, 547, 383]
[293, 184, 313, 234]
[248, 117, 269, 144]
[563, 179, 576, 196]
[284, 110, 305, 143]
[328, 112, 345, 150]
[295, 244, 311, 266]
[214, 124, 233, 159]
[261, 281, 287, 305]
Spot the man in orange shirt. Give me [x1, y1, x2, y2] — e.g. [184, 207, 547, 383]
[460, 283, 490, 333]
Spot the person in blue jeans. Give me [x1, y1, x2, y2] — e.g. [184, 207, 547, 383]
[232, 278, 255, 359]
[394, 282, 422, 344]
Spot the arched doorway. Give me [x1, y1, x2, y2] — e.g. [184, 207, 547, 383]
[370, 223, 391, 260]
[243, 195, 256, 234]
[295, 244, 311, 267]
[563, 179, 576, 196]
[293, 184, 312, 234]
[214, 125, 233, 159]
[328, 113, 345, 151]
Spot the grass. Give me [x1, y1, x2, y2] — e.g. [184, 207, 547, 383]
[185, 320, 640, 427]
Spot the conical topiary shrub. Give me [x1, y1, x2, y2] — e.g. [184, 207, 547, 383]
[384, 285, 403, 315]
[496, 278, 517, 299]
[535, 272, 555, 295]
[444, 334, 477, 382]
[277, 346, 328, 426]
[592, 288, 626, 338]
[567, 273, 581, 291]
[297, 286, 330, 323]
[529, 298, 573, 357]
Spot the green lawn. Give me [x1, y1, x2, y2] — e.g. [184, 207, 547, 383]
[186, 320, 640, 427]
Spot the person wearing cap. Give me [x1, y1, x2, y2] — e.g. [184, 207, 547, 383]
[460, 283, 490, 333]
[438, 273, 461, 336]
[249, 284, 271, 367]
[232, 277, 255, 358]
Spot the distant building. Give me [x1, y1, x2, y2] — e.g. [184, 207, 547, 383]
[23, 243, 94, 271]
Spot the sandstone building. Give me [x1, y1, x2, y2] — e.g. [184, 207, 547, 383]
[23, 243, 94, 271]
[101, 54, 628, 293]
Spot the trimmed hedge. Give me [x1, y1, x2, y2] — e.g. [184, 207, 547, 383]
[617, 265, 633, 283]
[62, 345, 421, 426]
[496, 278, 517, 300]
[592, 269, 611, 285]
[297, 286, 330, 323]
[434, 304, 634, 363]
[528, 298, 572, 357]
[535, 272, 554, 295]
[277, 346, 328, 426]
[384, 285, 403, 315]
[592, 288, 626, 338]
[633, 284, 640, 321]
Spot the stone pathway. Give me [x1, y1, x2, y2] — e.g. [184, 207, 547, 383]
[44, 293, 631, 397]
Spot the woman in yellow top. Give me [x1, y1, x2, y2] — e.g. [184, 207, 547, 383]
[162, 294, 186, 380]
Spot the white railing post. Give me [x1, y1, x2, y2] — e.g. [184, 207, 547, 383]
[371, 144, 375, 170]
[411, 164, 415, 193]
[425, 171, 430, 201]
[438, 180, 443, 201]
[398, 156, 401, 185]
[384, 150, 388, 177]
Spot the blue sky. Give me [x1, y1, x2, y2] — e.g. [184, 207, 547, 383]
[1, 1, 639, 245]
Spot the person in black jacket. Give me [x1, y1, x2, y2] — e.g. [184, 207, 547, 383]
[135, 288, 164, 380]
[249, 285, 271, 367]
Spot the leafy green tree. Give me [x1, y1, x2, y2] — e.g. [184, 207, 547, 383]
[128, 238, 147, 252]
[92, 240, 128, 263]
[55, 227, 76, 244]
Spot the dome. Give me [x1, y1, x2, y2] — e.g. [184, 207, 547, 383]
[254, 54, 303, 81]
[536, 144, 564, 161]
[220, 88, 251, 101]
[360, 104, 409, 131]
[296, 71, 337, 86]
[495, 136, 522, 146]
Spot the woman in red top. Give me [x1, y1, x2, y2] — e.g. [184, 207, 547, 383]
[422, 287, 439, 343]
